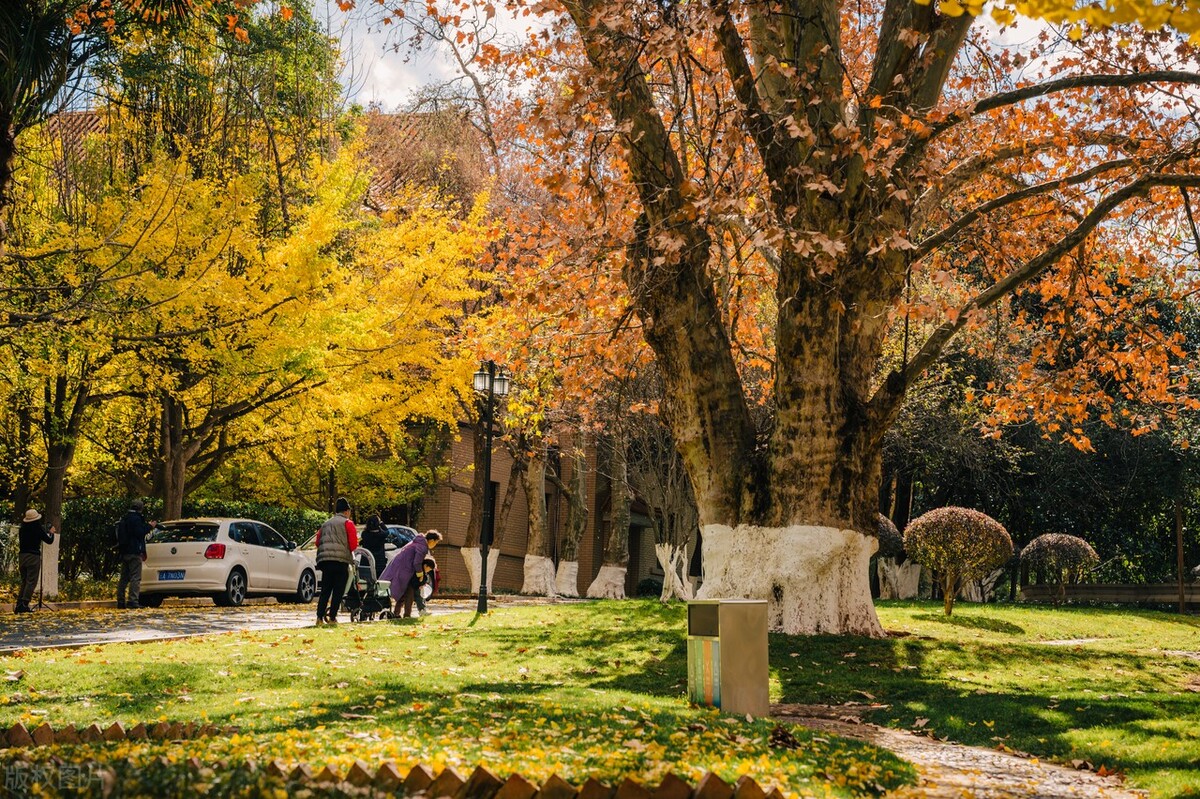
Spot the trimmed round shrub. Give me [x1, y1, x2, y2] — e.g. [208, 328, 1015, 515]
[876, 513, 905, 560]
[1020, 533, 1098, 604]
[905, 507, 1013, 615]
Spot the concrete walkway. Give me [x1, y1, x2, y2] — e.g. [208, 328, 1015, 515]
[0, 599, 479, 652]
[775, 704, 1146, 799]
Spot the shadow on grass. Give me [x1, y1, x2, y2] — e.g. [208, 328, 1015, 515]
[770, 612, 1200, 798]
[911, 612, 1025, 635]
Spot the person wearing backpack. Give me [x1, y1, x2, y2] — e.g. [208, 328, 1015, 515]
[116, 499, 156, 610]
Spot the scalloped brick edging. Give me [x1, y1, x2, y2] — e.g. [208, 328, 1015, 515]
[2, 721, 237, 749]
[0, 726, 789, 799]
[255, 761, 787, 799]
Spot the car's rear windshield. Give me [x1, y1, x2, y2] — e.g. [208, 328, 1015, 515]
[149, 523, 219, 543]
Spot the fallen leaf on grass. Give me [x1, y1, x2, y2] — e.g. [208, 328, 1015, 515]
[5, 670, 24, 682]
[912, 718, 930, 729]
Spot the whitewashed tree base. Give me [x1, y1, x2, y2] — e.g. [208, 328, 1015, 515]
[697, 524, 884, 636]
[877, 557, 921, 600]
[521, 555, 558, 597]
[555, 561, 580, 597]
[959, 568, 1006, 603]
[585, 565, 627, 599]
[460, 547, 500, 594]
[655, 543, 693, 602]
[41, 538, 60, 598]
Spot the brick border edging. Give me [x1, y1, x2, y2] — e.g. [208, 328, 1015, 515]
[3, 721, 235, 748]
[1, 723, 784, 799]
[258, 761, 782, 799]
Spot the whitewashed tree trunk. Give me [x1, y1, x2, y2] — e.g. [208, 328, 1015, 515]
[521, 554, 557, 597]
[555, 560, 580, 597]
[655, 543, 693, 602]
[959, 567, 1005, 603]
[696, 524, 884, 636]
[460, 546, 500, 594]
[586, 565, 627, 598]
[877, 557, 921, 600]
[40, 537, 60, 598]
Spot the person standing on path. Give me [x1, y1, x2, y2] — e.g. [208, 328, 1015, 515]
[314, 497, 357, 626]
[116, 499, 157, 610]
[16, 509, 56, 614]
[360, 514, 388, 578]
[381, 530, 441, 618]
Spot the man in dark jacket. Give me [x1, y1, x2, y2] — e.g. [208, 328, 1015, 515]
[116, 499, 156, 610]
[16, 509, 56, 613]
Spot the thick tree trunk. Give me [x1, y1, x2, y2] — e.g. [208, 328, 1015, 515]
[554, 560, 579, 597]
[557, 438, 589, 563]
[39, 371, 93, 597]
[552, 437, 589, 596]
[159, 395, 200, 520]
[460, 546, 499, 594]
[521, 445, 556, 596]
[697, 525, 880, 633]
[586, 436, 631, 599]
[40, 443, 71, 598]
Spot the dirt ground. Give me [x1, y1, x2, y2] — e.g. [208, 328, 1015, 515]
[774, 704, 1146, 799]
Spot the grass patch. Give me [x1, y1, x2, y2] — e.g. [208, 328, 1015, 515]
[776, 601, 1200, 799]
[4, 600, 1197, 797]
[0, 602, 911, 798]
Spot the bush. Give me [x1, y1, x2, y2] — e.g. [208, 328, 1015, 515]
[58, 498, 327, 582]
[1021, 533, 1099, 604]
[636, 577, 664, 597]
[905, 506, 1013, 616]
[876, 513, 905, 560]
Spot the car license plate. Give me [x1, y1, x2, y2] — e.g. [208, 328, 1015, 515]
[159, 570, 185, 581]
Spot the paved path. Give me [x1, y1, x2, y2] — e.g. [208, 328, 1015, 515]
[775, 705, 1146, 799]
[0, 600, 477, 652]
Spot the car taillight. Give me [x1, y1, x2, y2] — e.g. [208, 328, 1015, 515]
[204, 544, 226, 559]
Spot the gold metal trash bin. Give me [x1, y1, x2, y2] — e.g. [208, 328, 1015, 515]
[686, 599, 769, 717]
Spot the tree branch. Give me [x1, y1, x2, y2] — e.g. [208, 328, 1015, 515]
[913, 156, 1139, 261]
[869, 170, 1200, 438]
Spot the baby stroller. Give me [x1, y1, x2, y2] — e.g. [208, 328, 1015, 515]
[343, 549, 393, 622]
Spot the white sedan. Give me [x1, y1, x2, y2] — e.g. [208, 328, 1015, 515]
[138, 518, 316, 608]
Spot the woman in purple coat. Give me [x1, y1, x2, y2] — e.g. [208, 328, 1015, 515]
[381, 530, 441, 618]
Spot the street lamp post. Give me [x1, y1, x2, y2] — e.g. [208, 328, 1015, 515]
[473, 361, 510, 614]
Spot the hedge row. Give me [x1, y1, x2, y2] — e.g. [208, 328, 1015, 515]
[55, 498, 327, 582]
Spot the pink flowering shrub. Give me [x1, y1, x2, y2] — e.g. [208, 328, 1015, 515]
[905, 507, 1013, 615]
[1020, 533, 1099, 604]
[876, 513, 905, 560]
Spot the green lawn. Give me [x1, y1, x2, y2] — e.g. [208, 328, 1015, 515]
[814, 602, 1200, 799]
[0, 602, 910, 798]
[1, 601, 1197, 798]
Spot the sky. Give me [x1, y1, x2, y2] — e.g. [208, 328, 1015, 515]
[332, 8, 455, 111]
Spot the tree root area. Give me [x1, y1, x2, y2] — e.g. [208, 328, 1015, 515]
[772, 704, 1145, 799]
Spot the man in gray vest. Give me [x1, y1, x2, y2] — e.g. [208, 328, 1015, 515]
[314, 497, 357, 626]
